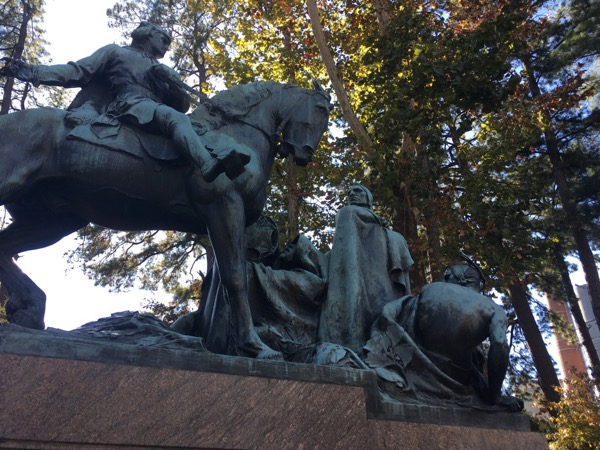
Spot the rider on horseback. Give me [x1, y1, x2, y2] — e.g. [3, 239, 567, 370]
[0, 21, 249, 183]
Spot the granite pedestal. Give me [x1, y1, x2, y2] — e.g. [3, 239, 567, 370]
[0, 325, 548, 449]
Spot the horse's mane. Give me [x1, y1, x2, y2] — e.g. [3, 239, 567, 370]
[190, 81, 299, 131]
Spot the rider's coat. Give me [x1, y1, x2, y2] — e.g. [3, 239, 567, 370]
[27, 44, 190, 124]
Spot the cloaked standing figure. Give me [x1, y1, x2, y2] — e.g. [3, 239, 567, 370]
[317, 185, 414, 353]
[2, 21, 249, 182]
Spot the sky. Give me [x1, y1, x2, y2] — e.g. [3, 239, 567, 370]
[14, 0, 591, 333]
[43, 0, 123, 61]
[16, 0, 155, 331]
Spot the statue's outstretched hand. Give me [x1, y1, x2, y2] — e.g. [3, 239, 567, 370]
[0, 57, 16, 77]
[0, 58, 35, 82]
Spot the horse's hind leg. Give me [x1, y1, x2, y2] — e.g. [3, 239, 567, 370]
[0, 213, 86, 329]
[1, 254, 46, 329]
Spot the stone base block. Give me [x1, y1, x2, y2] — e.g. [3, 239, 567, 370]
[0, 326, 548, 449]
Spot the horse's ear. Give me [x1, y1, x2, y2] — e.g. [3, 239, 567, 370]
[308, 74, 332, 106]
[309, 74, 325, 92]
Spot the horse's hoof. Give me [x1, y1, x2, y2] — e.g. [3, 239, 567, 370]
[255, 347, 284, 361]
[238, 341, 284, 361]
[497, 395, 524, 412]
[8, 309, 45, 330]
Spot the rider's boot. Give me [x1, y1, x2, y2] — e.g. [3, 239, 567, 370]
[209, 146, 251, 181]
[198, 153, 226, 183]
[202, 133, 252, 181]
[195, 146, 251, 183]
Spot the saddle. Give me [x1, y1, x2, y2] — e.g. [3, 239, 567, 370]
[65, 111, 184, 162]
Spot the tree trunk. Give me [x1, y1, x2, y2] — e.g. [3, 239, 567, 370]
[371, 0, 393, 33]
[0, 0, 34, 312]
[523, 58, 600, 328]
[279, 25, 302, 241]
[419, 148, 444, 282]
[285, 156, 300, 241]
[306, 0, 374, 152]
[1, 1, 33, 115]
[392, 179, 426, 291]
[508, 280, 561, 403]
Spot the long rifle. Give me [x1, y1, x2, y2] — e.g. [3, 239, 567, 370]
[151, 65, 207, 107]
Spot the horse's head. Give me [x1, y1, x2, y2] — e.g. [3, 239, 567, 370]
[276, 81, 331, 166]
[192, 81, 331, 166]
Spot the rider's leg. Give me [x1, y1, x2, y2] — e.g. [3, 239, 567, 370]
[153, 105, 249, 182]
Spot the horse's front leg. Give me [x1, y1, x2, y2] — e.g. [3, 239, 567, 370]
[205, 200, 282, 360]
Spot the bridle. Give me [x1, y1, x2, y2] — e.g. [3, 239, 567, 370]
[270, 92, 316, 158]
[230, 89, 327, 159]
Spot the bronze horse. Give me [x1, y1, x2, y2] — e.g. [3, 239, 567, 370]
[0, 81, 331, 359]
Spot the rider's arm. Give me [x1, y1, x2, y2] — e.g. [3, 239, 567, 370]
[150, 64, 191, 113]
[165, 81, 192, 112]
[16, 44, 117, 88]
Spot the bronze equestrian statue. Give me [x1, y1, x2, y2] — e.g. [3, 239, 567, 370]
[0, 22, 331, 360]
